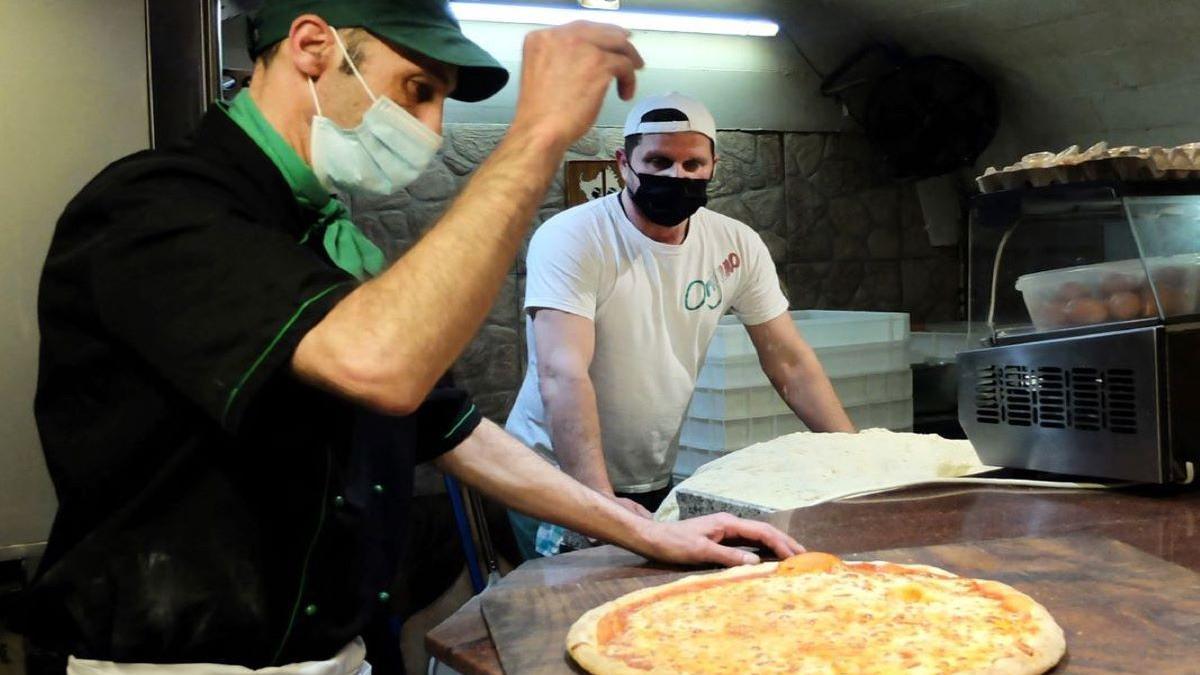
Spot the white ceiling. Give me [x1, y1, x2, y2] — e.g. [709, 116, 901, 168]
[728, 0, 1200, 165]
[225, 0, 1200, 164]
[624, 0, 1200, 164]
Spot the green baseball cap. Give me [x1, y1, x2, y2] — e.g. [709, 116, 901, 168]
[248, 0, 509, 102]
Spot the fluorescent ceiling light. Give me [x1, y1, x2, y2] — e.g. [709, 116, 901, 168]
[448, 2, 780, 37]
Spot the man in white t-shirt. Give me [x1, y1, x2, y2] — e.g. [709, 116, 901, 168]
[505, 93, 855, 559]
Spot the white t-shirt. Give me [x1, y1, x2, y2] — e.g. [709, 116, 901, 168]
[505, 193, 789, 492]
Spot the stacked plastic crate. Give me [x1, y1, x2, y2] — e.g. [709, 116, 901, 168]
[674, 310, 913, 479]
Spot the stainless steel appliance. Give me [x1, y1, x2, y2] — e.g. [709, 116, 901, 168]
[958, 181, 1200, 483]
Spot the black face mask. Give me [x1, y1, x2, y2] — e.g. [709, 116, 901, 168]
[627, 168, 710, 227]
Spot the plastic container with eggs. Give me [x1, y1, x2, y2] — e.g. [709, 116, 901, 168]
[1016, 254, 1200, 331]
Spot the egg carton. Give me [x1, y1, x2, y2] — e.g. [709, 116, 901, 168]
[976, 142, 1200, 193]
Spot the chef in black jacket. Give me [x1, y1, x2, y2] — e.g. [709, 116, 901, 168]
[20, 0, 804, 672]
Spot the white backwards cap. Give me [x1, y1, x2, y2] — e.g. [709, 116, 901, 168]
[623, 92, 717, 150]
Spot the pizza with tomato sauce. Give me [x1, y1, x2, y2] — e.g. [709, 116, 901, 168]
[567, 552, 1065, 674]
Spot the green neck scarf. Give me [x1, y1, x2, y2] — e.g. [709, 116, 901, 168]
[220, 90, 386, 280]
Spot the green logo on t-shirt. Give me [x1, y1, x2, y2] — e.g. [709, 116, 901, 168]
[684, 278, 722, 310]
[683, 252, 741, 311]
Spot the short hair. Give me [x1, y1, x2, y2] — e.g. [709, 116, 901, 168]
[257, 27, 369, 77]
[623, 108, 714, 159]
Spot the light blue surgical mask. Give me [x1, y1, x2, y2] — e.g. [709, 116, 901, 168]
[308, 27, 443, 197]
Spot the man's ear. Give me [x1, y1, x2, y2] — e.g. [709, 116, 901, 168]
[615, 147, 633, 181]
[286, 14, 337, 79]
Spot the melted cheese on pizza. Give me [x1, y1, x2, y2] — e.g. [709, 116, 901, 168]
[595, 554, 1046, 674]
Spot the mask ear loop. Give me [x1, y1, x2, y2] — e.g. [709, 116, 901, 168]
[307, 78, 324, 117]
[328, 26, 379, 103]
[626, 158, 650, 197]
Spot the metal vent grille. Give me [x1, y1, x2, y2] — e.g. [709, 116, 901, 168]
[974, 365, 1139, 434]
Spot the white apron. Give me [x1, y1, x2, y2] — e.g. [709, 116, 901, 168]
[67, 637, 370, 675]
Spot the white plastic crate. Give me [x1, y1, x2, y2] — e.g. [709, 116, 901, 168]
[909, 331, 971, 365]
[849, 397, 913, 431]
[673, 445, 724, 481]
[695, 340, 910, 389]
[706, 310, 910, 363]
[688, 369, 912, 420]
[679, 398, 914, 453]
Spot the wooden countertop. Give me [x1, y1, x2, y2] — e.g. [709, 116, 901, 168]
[426, 484, 1200, 674]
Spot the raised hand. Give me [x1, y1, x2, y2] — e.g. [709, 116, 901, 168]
[510, 21, 644, 149]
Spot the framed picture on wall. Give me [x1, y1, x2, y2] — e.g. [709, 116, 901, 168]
[564, 160, 625, 207]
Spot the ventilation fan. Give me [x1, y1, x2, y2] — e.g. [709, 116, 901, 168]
[863, 56, 998, 180]
[822, 47, 999, 180]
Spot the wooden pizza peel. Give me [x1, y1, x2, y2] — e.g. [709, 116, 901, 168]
[479, 534, 1200, 674]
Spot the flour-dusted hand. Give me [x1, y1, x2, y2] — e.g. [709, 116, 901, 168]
[637, 513, 805, 567]
[510, 21, 644, 149]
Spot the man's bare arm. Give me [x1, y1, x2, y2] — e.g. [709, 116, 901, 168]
[532, 309, 609, 488]
[293, 23, 644, 414]
[747, 313, 856, 433]
[529, 309, 651, 515]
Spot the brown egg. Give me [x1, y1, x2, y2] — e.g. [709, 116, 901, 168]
[1100, 272, 1140, 294]
[1106, 291, 1141, 320]
[1157, 286, 1189, 315]
[1034, 300, 1069, 329]
[1138, 286, 1191, 317]
[1064, 297, 1109, 325]
[1141, 289, 1161, 317]
[1056, 281, 1090, 301]
[1153, 266, 1186, 287]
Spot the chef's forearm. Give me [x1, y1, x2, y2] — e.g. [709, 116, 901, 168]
[541, 372, 614, 494]
[436, 419, 649, 548]
[770, 349, 857, 433]
[293, 125, 567, 415]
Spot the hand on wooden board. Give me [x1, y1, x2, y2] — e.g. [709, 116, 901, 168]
[636, 513, 806, 567]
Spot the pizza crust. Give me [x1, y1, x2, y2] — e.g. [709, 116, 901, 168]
[567, 563, 780, 675]
[962, 579, 1066, 675]
[566, 557, 1065, 675]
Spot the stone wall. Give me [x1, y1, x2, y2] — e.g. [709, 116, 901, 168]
[351, 125, 961, 423]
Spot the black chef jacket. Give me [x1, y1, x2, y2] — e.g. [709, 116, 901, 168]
[19, 106, 482, 669]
